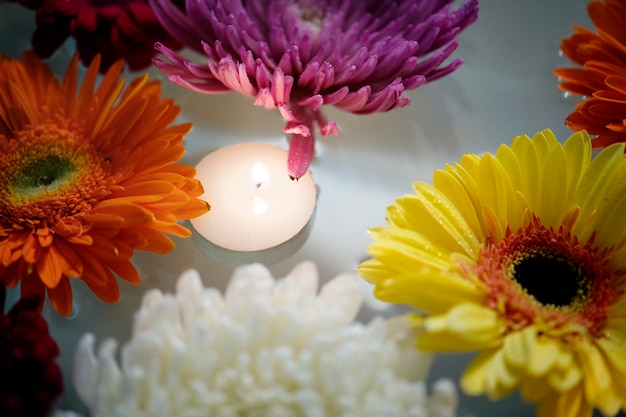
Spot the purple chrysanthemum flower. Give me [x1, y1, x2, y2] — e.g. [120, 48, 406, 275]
[151, 0, 479, 178]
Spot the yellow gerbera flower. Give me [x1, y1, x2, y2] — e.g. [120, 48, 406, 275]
[0, 51, 209, 316]
[358, 129, 626, 417]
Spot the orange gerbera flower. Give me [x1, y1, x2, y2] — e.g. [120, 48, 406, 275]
[0, 51, 209, 316]
[554, 0, 626, 148]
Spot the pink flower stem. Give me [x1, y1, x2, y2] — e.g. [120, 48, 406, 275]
[287, 132, 315, 180]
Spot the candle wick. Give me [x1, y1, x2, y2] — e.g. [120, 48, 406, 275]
[255, 182, 263, 189]
[289, 175, 298, 181]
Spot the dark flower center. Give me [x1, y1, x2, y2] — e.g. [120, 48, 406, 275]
[512, 251, 587, 307]
[13, 155, 76, 198]
[472, 220, 619, 334]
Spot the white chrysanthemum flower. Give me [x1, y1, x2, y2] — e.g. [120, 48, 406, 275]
[70, 261, 458, 417]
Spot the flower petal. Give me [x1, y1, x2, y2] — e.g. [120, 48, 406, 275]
[422, 303, 503, 347]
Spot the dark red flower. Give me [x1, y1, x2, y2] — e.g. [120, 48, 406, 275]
[19, 0, 183, 72]
[0, 293, 63, 417]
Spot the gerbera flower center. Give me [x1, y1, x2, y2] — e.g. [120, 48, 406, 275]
[470, 219, 620, 335]
[13, 154, 76, 198]
[0, 124, 112, 227]
[512, 250, 587, 308]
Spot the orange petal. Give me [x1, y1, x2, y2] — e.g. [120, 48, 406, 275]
[35, 230, 53, 249]
[83, 235, 122, 261]
[36, 249, 63, 289]
[152, 221, 193, 239]
[82, 268, 120, 304]
[36, 240, 82, 288]
[51, 238, 84, 277]
[80, 212, 124, 227]
[171, 198, 210, 219]
[135, 227, 177, 253]
[21, 233, 41, 264]
[76, 248, 120, 303]
[118, 180, 177, 199]
[92, 200, 155, 226]
[47, 276, 73, 317]
[74, 247, 110, 288]
[108, 259, 141, 285]
[0, 233, 26, 266]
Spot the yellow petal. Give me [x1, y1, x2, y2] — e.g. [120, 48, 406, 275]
[357, 258, 395, 285]
[478, 153, 524, 232]
[509, 134, 540, 209]
[536, 385, 591, 417]
[562, 131, 591, 204]
[413, 182, 481, 254]
[461, 348, 519, 399]
[579, 342, 611, 404]
[579, 341, 622, 416]
[480, 203, 505, 243]
[548, 361, 582, 392]
[373, 270, 484, 314]
[446, 158, 488, 236]
[417, 329, 500, 352]
[388, 187, 478, 257]
[503, 325, 536, 368]
[574, 141, 625, 242]
[366, 227, 451, 270]
[555, 347, 574, 369]
[602, 320, 626, 354]
[460, 348, 496, 396]
[538, 143, 568, 227]
[531, 129, 560, 152]
[423, 303, 502, 344]
[433, 169, 484, 241]
[596, 385, 622, 417]
[591, 158, 626, 248]
[495, 142, 523, 194]
[596, 333, 626, 375]
[519, 375, 552, 403]
[607, 242, 626, 271]
[527, 336, 560, 377]
[605, 359, 626, 411]
[458, 153, 482, 178]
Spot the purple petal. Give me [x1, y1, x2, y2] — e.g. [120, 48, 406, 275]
[321, 86, 350, 105]
[356, 78, 407, 114]
[148, 0, 480, 170]
[335, 85, 372, 112]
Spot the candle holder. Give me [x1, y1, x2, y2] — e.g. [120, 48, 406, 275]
[190, 142, 318, 266]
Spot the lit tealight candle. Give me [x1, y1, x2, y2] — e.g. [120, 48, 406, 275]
[190, 142, 317, 266]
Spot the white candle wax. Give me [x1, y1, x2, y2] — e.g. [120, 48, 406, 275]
[190, 142, 317, 266]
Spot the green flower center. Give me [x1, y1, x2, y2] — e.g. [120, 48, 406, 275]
[512, 251, 588, 308]
[0, 124, 113, 228]
[13, 155, 76, 198]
